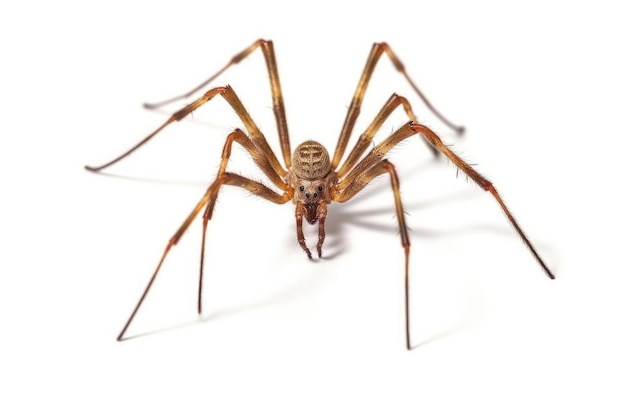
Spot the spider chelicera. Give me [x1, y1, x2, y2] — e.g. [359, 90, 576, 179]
[86, 39, 555, 349]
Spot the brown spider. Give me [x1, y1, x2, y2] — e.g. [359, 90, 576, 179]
[86, 39, 555, 349]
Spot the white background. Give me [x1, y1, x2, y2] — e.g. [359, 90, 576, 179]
[1, 1, 625, 391]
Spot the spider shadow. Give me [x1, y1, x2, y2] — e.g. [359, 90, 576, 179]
[85, 166, 209, 188]
[409, 323, 466, 351]
[118, 262, 333, 342]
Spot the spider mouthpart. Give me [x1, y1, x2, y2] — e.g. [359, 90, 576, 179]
[303, 203, 320, 225]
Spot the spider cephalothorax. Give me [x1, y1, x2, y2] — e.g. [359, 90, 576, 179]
[86, 39, 555, 349]
[287, 141, 336, 211]
[285, 140, 338, 257]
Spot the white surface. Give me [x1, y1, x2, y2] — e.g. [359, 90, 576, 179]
[1, 1, 625, 392]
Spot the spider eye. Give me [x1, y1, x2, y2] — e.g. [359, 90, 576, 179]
[299, 186, 305, 192]
[317, 186, 323, 191]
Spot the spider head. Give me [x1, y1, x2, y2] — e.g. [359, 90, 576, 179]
[295, 180, 329, 224]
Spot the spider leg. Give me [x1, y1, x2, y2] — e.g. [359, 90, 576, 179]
[333, 160, 412, 349]
[333, 42, 464, 168]
[336, 93, 417, 178]
[143, 39, 292, 168]
[85, 86, 287, 178]
[197, 128, 289, 314]
[118, 172, 292, 341]
[215, 128, 289, 193]
[343, 120, 555, 280]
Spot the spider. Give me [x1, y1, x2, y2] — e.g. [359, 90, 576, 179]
[85, 39, 555, 349]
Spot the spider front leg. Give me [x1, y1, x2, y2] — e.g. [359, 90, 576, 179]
[117, 124, 292, 340]
[350, 120, 555, 280]
[195, 128, 289, 314]
[333, 120, 555, 349]
[117, 172, 293, 341]
[333, 160, 412, 349]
